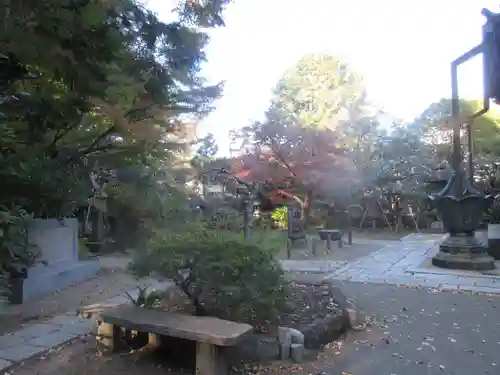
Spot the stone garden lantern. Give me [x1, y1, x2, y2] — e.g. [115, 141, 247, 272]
[430, 9, 500, 270]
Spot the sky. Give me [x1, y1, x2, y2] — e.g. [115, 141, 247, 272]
[146, 0, 500, 155]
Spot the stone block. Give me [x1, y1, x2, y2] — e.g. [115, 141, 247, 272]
[344, 306, 366, 331]
[0, 343, 44, 362]
[279, 343, 290, 360]
[224, 333, 280, 363]
[196, 342, 226, 375]
[29, 218, 78, 263]
[278, 327, 291, 359]
[20, 259, 100, 303]
[290, 343, 304, 362]
[256, 337, 280, 360]
[301, 312, 346, 349]
[287, 327, 304, 345]
[277, 327, 292, 347]
[10, 218, 100, 304]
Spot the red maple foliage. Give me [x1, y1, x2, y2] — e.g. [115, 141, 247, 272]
[230, 142, 359, 205]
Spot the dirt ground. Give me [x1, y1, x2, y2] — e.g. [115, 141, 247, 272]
[9, 335, 325, 375]
[10, 332, 358, 375]
[11, 337, 190, 375]
[0, 261, 158, 335]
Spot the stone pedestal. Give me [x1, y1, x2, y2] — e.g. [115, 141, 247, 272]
[432, 233, 495, 270]
[430, 171, 495, 271]
[10, 218, 100, 304]
[487, 224, 500, 260]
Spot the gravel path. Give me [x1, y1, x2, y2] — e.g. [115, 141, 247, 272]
[262, 281, 500, 375]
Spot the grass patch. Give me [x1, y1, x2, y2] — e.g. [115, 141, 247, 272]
[254, 229, 288, 253]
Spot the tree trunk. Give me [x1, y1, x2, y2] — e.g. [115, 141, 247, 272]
[175, 275, 210, 316]
[1, 0, 10, 28]
[302, 191, 310, 229]
[243, 199, 252, 240]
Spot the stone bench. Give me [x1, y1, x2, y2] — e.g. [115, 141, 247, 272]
[317, 229, 353, 251]
[84, 305, 253, 375]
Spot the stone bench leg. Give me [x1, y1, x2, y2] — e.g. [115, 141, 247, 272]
[196, 342, 227, 375]
[147, 333, 161, 349]
[326, 236, 332, 251]
[96, 321, 122, 354]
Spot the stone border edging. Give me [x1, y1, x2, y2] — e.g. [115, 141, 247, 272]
[288, 276, 366, 335]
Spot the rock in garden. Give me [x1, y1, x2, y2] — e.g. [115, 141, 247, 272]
[277, 282, 348, 349]
[280, 327, 305, 345]
[320, 281, 367, 331]
[278, 326, 293, 346]
[344, 299, 367, 331]
[278, 327, 292, 359]
[279, 342, 290, 360]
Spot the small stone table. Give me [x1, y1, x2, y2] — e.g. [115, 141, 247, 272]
[317, 229, 352, 251]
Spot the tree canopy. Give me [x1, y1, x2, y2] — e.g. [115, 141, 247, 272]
[0, 0, 232, 302]
[0, 0, 229, 218]
[416, 98, 500, 156]
[230, 53, 370, 207]
[269, 53, 366, 130]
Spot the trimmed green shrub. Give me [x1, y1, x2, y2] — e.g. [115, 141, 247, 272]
[129, 225, 289, 330]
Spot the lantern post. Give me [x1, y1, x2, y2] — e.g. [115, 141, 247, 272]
[431, 9, 499, 270]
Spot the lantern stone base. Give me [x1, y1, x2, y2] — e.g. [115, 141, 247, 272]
[432, 233, 495, 270]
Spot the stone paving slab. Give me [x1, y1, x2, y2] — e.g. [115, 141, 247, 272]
[15, 323, 58, 339]
[0, 279, 174, 369]
[0, 343, 45, 362]
[327, 233, 500, 295]
[29, 330, 79, 349]
[0, 358, 12, 372]
[408, 256, 500, 278]
[0, 333, 27, 350]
